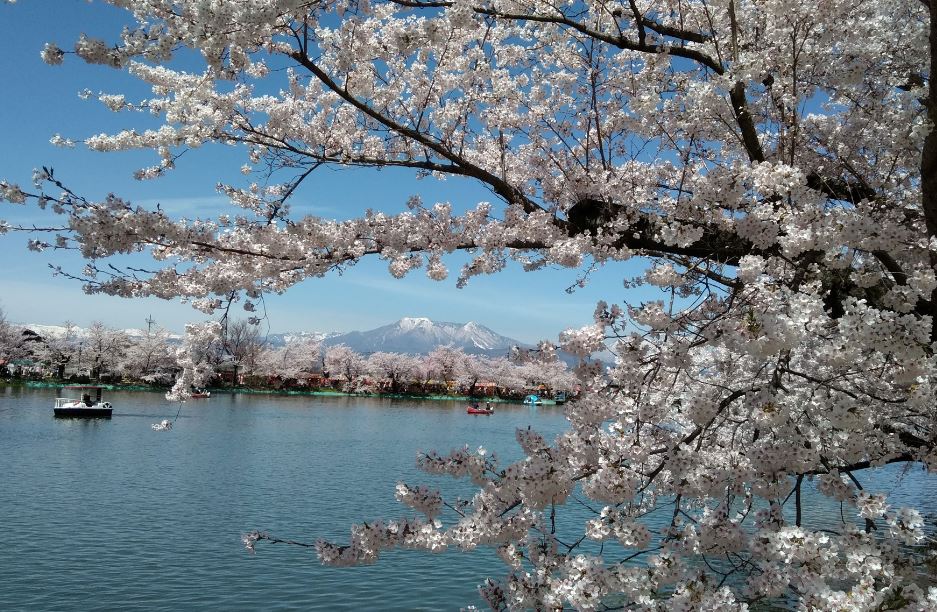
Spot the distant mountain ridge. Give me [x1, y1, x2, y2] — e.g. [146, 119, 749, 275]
[264, 330, 338, 347]
[318, 316, 522, 356]
[18, 318, 525, 357]
[19, 317, 615, 367]
[19, 318, 599, 365]
[18, 323, 183, 342]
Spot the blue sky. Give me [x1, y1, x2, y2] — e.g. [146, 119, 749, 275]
[0, 1, 652, 343]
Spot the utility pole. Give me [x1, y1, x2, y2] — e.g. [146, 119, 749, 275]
[145, 315, 156, 334]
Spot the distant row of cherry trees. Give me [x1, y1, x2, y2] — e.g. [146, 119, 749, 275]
[0, 312, 576, 398]
[0, 311, 181, 383]
[318, 344, 577, 398]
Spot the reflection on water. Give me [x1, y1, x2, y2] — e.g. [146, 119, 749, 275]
[0, 386, 933, 610]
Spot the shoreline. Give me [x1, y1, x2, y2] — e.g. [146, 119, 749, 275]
[5, 379, 563, 405]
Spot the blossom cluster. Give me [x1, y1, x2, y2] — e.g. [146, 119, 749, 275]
[3, 0, 937, 608]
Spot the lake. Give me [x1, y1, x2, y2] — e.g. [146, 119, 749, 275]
[0, 387, 576, 611]
[1, 386, 933, 610]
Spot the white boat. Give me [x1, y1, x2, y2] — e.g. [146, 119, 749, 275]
[54, 386, 112, 418]
[523, 394, 543, 405]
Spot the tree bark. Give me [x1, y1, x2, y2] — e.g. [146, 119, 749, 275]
[923, 2, 937, 239]
[923, 2, 937, 340]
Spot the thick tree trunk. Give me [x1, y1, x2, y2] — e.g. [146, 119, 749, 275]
[924, 1, 937, 339]
[923, 1, 937, 239]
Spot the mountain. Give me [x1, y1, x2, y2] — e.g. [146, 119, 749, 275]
[19, 323, 183, 342]
[20, 318, 593, 364]
[320, 317, 522, 356]
[264, 330, 338, 348]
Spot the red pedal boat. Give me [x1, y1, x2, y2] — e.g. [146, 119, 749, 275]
[466, 406, 494, 415]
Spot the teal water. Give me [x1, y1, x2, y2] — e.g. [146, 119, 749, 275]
[1, 387, 934, 610]
[0, 387, 575, 611]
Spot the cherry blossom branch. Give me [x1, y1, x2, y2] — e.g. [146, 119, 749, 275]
[286, 51, 543, 216]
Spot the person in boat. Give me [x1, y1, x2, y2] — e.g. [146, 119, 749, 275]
[485, 401, 492, 411]
[471, 402, 479, 409]
[82, 393, 93, 407]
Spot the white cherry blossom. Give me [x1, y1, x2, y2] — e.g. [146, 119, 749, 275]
[2, 0, 936, 608]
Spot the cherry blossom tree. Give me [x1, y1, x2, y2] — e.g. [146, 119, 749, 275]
[456, 353, 496, 397]
[166, 321, 222, 401]
[253, 337, 322, 380]
[3, 0, 937, 608]
[30, 320, 80, 379]
[323, 344, 367, 391]
[476, 355, 528, 396]
[84, 321, 129, 380]
[0, 308, 36, 372]
[117, 326, 177, 384]
[366, 351, 420, 393]
[223, 318, 266, 383]
[424, 346, 470, 389]
[515, 358, 578, 398]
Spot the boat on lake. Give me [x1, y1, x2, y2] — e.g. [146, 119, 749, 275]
[466, 404, 494, 415]
[523, 394, 543, 405]
[54, 386, 112, 419]
[190, 390, 211, 399]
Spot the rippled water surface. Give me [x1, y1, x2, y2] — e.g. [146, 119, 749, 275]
[0, 387, 575, 611]
[1, 386, 934, 611]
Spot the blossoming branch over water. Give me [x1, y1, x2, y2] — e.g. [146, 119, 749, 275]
[3, 0, 937, 608]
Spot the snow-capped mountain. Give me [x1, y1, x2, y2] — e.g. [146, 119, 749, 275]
[17, 324, 73, 339]
[264, 330, 339, 348]
[20, 324, 335, 349]
[320, 317, 523, 356]
[19, 318, 544, 359]
[19, 323, 183, 342]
